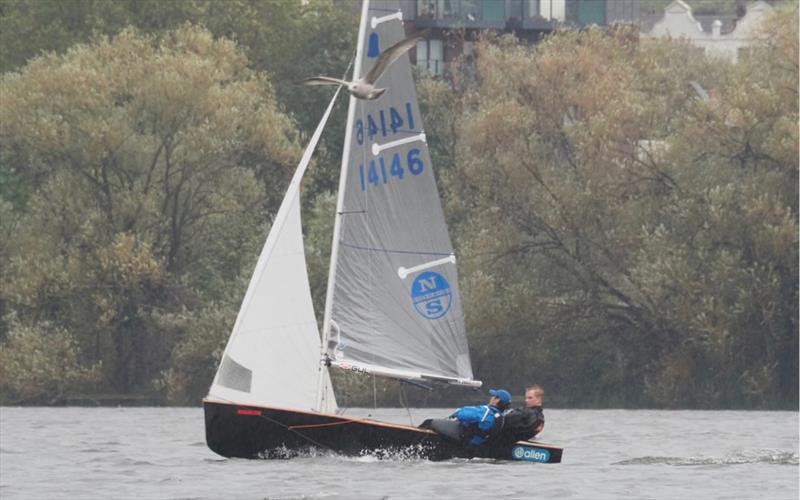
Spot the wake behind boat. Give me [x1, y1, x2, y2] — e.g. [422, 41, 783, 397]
[203, 0, 562, 464]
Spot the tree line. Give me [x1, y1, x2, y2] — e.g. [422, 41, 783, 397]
[0, 0, 796, 408]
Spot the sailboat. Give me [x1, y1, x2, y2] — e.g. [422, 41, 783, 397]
[203, 0, 562, 463]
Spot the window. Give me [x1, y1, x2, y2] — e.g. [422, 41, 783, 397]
[509, 0, 525, 19]
[483, 0, 505, 22]
[416, 38, 444, 76]
[510, 0, 541, 20]
[527, 0, 540, 18]
[540, 0, 565, 21]
[417, 0, 456, 19]
[461, 0, 481, 21]
[417, 0, 434, 18]
[576, 0, 606, 26]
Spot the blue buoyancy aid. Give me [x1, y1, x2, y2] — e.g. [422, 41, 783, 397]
[453, 404, 503, 446]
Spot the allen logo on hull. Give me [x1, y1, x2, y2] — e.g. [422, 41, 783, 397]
[512, 446, 551, 463]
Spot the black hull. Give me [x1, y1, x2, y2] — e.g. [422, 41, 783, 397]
[204, 400, 562, 463]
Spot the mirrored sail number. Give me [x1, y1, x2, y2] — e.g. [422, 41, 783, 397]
[355, 102, 416, 144]
[358, 149, 424, 192]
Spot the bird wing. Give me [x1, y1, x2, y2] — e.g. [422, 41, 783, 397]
[301, 76, 350, 87]
[364, 29, 430, 84]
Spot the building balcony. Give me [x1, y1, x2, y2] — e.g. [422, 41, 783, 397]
[413, 0, 507, 29]
[410, 0, 641, 30]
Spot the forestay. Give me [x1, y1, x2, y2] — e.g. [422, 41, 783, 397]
[323, 0, 477, 386]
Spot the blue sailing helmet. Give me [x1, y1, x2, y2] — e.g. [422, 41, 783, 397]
[489, 389, 511, 405]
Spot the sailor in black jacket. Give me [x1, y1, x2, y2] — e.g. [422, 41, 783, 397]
[502, 385, 545, 442]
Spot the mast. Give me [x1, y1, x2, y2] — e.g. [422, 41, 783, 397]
[315, 0, 371, 412]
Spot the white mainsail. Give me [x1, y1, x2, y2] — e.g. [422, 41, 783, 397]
[321, 0, 480, 389]
[208, 88, 340, 413]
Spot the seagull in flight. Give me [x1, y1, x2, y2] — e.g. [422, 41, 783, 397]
[302, 29, 430, 100]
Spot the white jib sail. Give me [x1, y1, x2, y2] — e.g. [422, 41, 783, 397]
[208, 88, 341, 413]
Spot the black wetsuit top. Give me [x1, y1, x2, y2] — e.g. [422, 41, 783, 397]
[502, 405, 545, 442]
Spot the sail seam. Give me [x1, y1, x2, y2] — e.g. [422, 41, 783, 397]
[339, 241, 453, 256]
[235, 321, 319, 335]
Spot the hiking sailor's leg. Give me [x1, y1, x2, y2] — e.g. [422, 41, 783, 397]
[425, 418, 462, 440]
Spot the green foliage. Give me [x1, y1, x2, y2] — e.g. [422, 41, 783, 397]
[0, 26, 298, 399]
[0, 1, 796, 409]
[153, 302, 239, 404]
[0, 318, 101, 404]
[420, 7, 798, 408]
[0, 0, 357, 194]
[304, 191, 336, 323]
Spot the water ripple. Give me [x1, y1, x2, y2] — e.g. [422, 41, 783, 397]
[614, 449, 799, 466]
[2, 408, 797, 500]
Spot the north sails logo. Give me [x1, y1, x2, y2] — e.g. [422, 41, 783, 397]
[410, 271, 452, 320]
[512, 446, 550, 462]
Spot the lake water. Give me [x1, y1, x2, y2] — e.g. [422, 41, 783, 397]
[0, 407, 797, 499]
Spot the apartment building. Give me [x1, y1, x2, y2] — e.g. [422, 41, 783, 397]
[400, 0, 641, 75]
[398, 0, 777, 75]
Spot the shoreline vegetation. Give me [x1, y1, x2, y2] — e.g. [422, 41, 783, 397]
[1, 1, 797, 411]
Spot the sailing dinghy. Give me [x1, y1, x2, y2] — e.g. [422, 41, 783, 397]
[203, 0, 562, 463]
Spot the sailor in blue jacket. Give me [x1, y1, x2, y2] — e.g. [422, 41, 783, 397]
[454, 389, 511, 446]
[420, 389, 512, 447]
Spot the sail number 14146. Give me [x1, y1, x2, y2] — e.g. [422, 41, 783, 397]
[358, 149, 424, 192]
[355, 103, 415, 144]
